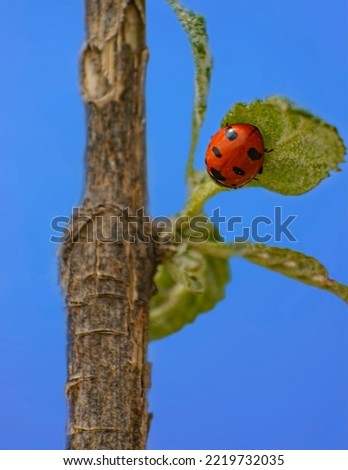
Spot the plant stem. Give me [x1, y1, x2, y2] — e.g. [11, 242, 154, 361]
[60, 0, 156, 450]
[183, 177, 228, 217]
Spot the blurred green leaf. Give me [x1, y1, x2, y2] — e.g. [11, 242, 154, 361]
[150, 248, 229, 340]
[166, 0, 212, 183]
[195, 240, 348, 304]
[150, 221, 229, 340]
[165, 244, 208, 294]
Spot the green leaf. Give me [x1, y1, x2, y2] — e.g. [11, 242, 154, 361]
[165, 244, 208, 294]
[150, 247, 229, 340]
[166, 0, 213, 184]
[150, 221, 229, 340]
[221, 96, 346, 195]
[194, 241, 348, 304]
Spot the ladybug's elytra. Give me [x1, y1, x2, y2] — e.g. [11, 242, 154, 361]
[205, 123, 265, 188]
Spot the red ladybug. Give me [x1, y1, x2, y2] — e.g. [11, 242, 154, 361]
[205, 124, 265, 188]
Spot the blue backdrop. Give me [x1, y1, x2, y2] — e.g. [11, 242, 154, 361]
[0, 0, 347, 450]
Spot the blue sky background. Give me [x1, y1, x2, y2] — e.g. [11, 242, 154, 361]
[0, 0, 347, 450]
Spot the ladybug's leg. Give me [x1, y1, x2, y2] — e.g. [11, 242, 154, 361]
[265, 148, 274, 153]
[253, 165, 263, 181]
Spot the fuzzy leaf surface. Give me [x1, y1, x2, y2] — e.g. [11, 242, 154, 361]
[221, 97, 346, 195]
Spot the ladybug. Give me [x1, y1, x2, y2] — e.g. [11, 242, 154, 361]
[205, 123, 265, 188]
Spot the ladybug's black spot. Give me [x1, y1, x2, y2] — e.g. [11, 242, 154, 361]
[258, 165, 263, 175]
[247, 147, 262, 161]
[212, 146, 222, 158]
[233, 166, 245, 176]
[210, 167, 226, 181]
[225, 127, 238, 141]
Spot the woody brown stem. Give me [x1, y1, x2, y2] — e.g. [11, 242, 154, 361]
[60, 0, 155, 449]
